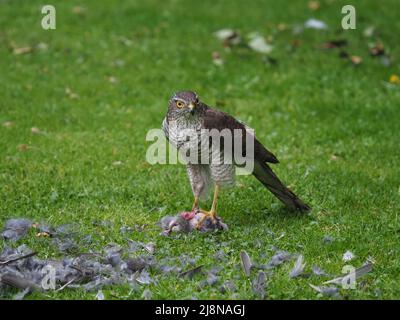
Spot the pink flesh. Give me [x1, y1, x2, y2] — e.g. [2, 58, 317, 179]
[180, 210, 197, 220]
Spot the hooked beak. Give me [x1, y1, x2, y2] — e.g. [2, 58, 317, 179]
[188, 102, 195, 114]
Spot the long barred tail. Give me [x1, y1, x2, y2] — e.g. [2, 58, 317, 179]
[253, 161, 311, 213]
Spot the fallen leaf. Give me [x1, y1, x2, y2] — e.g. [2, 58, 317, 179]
[31, 127, 40, 134]
[18, 144, 29, 152]
[330, 154, 339, 161]
[322, 39, 347, 49]
[65, 87, 79, 100]
[277, 23, 288, 31]
[36, 232, 50, 238]
[290, 39, 301, 50]
[214, 29, 241, 47]
[72, 6, 85, 15]
[363, 26, 375, 38]
[212, 51, 224, 66]
[36, 42, 48, 51]
[308, 1, 320, 10]
[350, 55, 362, 65]
[108, 76, 118, 84]
[369, 43, 385, 57]
[248, 36, 273, 54]
[13, 46, 33, 55]
[2, 121, 13, 128]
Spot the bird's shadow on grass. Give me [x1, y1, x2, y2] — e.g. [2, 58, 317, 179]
[232, 205, 312, 228]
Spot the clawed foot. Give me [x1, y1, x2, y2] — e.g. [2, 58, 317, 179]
[195, 209, 219, 229]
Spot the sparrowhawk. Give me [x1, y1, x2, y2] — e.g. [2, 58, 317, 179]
[162, 91, 310, 227]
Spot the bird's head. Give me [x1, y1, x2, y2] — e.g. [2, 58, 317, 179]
[168, 91, 200, 118]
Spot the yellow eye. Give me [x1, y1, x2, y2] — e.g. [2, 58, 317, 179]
[176, 101, 184, 108]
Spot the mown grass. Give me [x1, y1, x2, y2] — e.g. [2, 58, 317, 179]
[0, 0, 399, 299]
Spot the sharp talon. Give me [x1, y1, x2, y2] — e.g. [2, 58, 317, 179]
[204, 210, 218, 222]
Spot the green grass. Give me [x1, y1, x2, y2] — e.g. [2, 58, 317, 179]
[1, 0, 400, 299]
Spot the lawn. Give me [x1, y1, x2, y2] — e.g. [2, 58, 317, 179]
[0, 0, 399, 299]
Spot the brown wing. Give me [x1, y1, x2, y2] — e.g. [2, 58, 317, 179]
[202, 106, 310, 212]
[201, 107, 279, 164]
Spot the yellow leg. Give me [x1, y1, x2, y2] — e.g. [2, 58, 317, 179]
[196, 185, 220, 228]
[192, 196, 199, 211]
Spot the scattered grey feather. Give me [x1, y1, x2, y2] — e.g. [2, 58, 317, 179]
[312, 265, 330, 277]
[144, 242, 156, 255]
[96, 290, 105, 300]
[120, 225, 134, 234]
[323, 235, 334, 244]
[158, 216, 176, 230]
[0, 272, 41, 292]
[309, 284, 340, 298]
[265, 250, 292, 269]
[220, 280, 237, 294]
[54, 223, 79, 237]
[53, 238, 77, 253]
[206, 273, 219, 286]
[13, 287, 31, 300]
[252, 271, 266, 299]
[1, 219, 32, 241]
[179, 254, 197, 267]
[289, 255, 306, 278]
[324, 262, 373, 285]
[126, 257, 148, 272]
[158, 264, 182, 274]
[214, 250, 226, 262]
[136, 270, 152, 285]
[141, 288, 152, 300]
[343, 250, 355, 262]
[104, 252, 121, 268]
[240, 250, 252, 277]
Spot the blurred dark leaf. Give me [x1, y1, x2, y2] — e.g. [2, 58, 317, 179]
[322, 39, 347, 49]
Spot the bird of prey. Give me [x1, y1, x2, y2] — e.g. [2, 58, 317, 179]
[162, 91, 310, 227]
